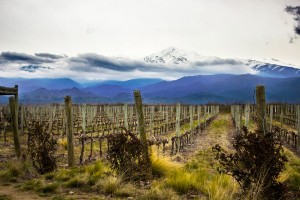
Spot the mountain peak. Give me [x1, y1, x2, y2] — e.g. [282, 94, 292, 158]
[144, 47, 203, 65]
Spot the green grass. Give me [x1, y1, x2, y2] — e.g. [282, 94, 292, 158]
[139, 186, 180, 200]
[114, 183, 136, 198]
[93, 176, 122, 194]
[149, 144, 239, 199]
[150, 148, 181, 177]
[0, 160, 34, 182]
[0, 195, 13, 200]
[279, 148, 300, 190]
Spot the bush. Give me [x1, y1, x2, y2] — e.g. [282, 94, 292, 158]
[27, 122, 57, 174]
[213, 126, 288, 199]
[106, 128, 151, 181]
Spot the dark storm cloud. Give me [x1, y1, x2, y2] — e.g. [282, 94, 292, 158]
[286, 6, 300, 35]
[69, 53, 166, 72]
[35, 53, 64, 59]
[193, 58, 242, 66]
[0, 52, 56, 64]
[19, 65, 53, 73]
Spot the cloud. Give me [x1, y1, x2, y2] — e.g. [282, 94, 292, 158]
[35, 53, 65, 59]
[286, 6, 300, 35]
[69, 53, 165, 72]
[193, 58, 243, 66]
[19, 65, 53, 73]
[0, 52, 57, 64]
[0, 51, 256, 80]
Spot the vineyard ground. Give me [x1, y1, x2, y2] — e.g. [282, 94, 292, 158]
[1, 113, 300, 199]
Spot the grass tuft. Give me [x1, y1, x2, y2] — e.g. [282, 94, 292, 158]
[93, 176, 122, 194]
[0, 160, 34, 182]
[115, 183, 136, 197]
[140, 186, 179, 200]
[150, 148, 181, 177]
[65, 175, 87, 188]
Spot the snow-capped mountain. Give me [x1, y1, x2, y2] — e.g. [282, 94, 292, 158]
[245, 59, 300, 77]
[143, 47, 300, 77]
[144, 47, 218, 65]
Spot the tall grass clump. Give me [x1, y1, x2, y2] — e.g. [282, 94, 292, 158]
[150, 148, 181, 177]
[0, 160, 35, 182]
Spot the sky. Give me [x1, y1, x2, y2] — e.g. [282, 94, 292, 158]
[0, 0, 299, 81]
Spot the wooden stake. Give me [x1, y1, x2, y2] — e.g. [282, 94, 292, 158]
[64, 96, 75, 167]
[133, 90, 148, 150]
[255, 85, 268, 134]
[124, 104, 128, 129]
[270, 105, 273, 131]
[297, 105, 300, 152]
[189, 105, 193, 131]
[9, 96, 21, 158]
[176, 103, 181, 153]
[245, 104, 250, 128]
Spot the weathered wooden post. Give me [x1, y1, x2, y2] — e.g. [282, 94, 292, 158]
[64, 96, 75, 167]
[166, 106, 169, 133]
[234, 105, 241, 131]
[9, 96, 21, 158]
[150, 106, 154, 135]
[269, 105, 273, 131]
[245, 104, 250, 128]
[280, 105, 284, 130]
[204, 105, 207, 128]
[123, 104, 128, 129]
[297, 105, 300, 152]
[133, 90, 149, 158]
[256, 85, 268, 134]
[20, 105, 24, 135]
[189, 105, 193, 131]
[176, 103, 181, 153]
[197, 106, 201, 132]
[79, 104, 86, 164]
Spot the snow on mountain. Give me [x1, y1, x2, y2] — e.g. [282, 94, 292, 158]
[245, 59, 300, 77]
[143, 47, 300, 77]
[143, 47, 218, 65]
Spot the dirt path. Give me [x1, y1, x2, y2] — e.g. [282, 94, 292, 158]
[0, 184, 50, 200]
[173, 113, 235, 161]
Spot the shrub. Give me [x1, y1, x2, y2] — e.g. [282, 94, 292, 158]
[213, 126, 288, 199]
[106, 128, 151, 181]
[27, 122, 57, 174]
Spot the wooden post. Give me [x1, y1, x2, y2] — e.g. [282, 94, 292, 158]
[123, 104, 128, 129]
[166, 106, 169, 133]
[280, 104, 285, 129]
[297, 105, 300, 152]
[235, 105, 241, 131]
[256, 85, 268, 134]
[189, 105, 193, 131]
[20, 105, 24, 135]
[245, 104, 250, 128]
[176, 103, 181, 153]
[197, 106, 201, 132]
[269, 105, 273, 131]
[9, 96, 21, 158]
[204, 105, 207, 128]
[64, 96, 75, 167]
[150, 106, 154, 135]
[133, 90, 148, 146]
[79, 104, 86, 164]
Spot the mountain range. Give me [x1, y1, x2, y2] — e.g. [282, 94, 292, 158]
[1, 47, 300, 104]
[0, 74, 300, 104]
[144, 47, 300, 78]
